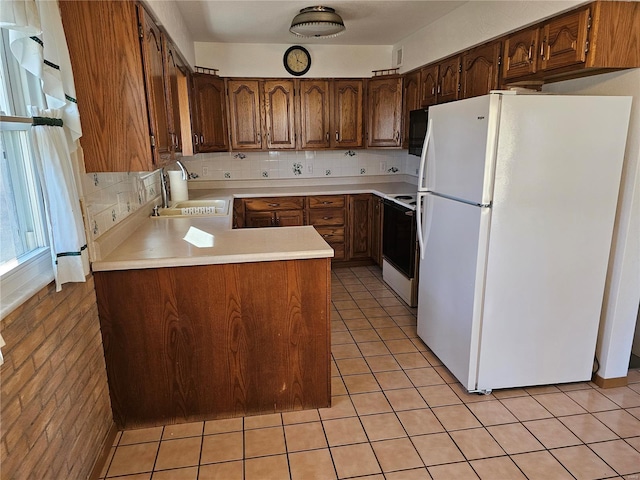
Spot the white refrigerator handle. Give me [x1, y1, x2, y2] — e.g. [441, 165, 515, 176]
[416, 192, 426, 259]
[417, 118, 433, 191]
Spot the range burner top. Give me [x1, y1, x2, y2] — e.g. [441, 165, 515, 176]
[387, 193, 418, 210]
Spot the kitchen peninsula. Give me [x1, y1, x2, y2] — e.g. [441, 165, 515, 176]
[92, 181, 416, 429]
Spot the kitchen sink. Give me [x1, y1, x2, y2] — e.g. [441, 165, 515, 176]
[155, 199, 229, 217]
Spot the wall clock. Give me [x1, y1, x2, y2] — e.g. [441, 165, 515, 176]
[283, 45, 311, 76]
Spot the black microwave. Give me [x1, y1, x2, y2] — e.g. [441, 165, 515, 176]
[408, 108, 429, 156]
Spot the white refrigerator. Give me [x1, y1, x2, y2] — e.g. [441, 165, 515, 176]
[416, 92, 631, 393]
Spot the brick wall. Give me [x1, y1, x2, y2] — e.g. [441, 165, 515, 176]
[1, 275, 113, 479]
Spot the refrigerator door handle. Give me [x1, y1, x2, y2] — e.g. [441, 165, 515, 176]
[418, 118, 433, 191]
[417, 192, 432, 259]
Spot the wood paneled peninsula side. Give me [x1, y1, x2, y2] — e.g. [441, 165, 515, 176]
[92, 216, 333, 429]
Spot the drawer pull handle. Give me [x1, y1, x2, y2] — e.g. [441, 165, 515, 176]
[268, 203, 280, 207]
[322, 216, 331, 220]
[322, 201, 332, 205]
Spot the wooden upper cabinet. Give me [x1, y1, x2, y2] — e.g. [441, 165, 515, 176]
[263, 80, 296, 149]
[366, 76, 403, 148]
[419, 64, 439, 107]
[503, 27, 540, 80]
[437, 56, 461, 104]
[227, 79, 263, 150]
[501, 1, 640, 84]
[300, 80, 331, 149]
[139, 6, 172, 165]
[332, 79, 364, 148]
[402, 71, 420, 148]
[461, 42, 502, 99]
[192, 74, 228, 153]
[540, 7, 590, 72]
[59, 0, 154, 172]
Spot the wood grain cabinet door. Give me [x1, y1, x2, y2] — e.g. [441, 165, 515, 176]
[366, 76, 403, 148]
[503, 27, 540, 80]
[300, 80, 331, 149]
[227, 79, 264, 150]
[348, 194, 373, 260]
[58, 0, 153, 172]
[192, 74, 229, 152]
[419, 64, 439, 107]
[138, 6, 172, 165]
[331, 79, 364, 148]
[263, 80, 296, 149]
[540, 7, 590, 72]
[437, 56, 461, 104]
[461, 42, 502, 99]
[402, 71, 420, 148]
[275, 210, 305, 227]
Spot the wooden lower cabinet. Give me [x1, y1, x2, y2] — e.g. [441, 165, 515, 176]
[307, 195, 346, 262]
[371, 195, 383, 266]
[348, 194, 373, 260]
[94, 259, 331, 429]
[242, 197, 305, 227]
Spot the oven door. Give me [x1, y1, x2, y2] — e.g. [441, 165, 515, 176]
[383, 199, 417, 279]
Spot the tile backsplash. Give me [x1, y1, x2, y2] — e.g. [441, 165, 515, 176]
[81, 150, 420, 242]
[82, 170, 161, 241]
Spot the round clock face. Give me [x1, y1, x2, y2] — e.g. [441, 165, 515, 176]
[284, 46, 311, 76]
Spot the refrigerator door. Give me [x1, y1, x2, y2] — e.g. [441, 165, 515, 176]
[416, 193, 491, 391]
[475, 94, 632, 391]
[420, 94, 501, 205]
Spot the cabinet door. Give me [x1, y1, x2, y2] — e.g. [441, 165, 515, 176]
[192, 74, 228, 152]
[300, 80, 331, 149]
[139, 6, 172, 165]
[402, 71, 420, 148]
[366, 76, 403, 148]
[58, 0, 152, 172]
[276, 210, 305, 227]
[419, 64, 439, 107]
[263, 80, 296, 149]
[227, 79, 263, 150]
[348, 194, 372, 260]
[332, 79, 364, 148]
[437, 56, 460, 104]
[540, 7, 590, 72]
[503, 27, 539, 80]
[371, 196, 383, 266]
[461, 42, 501, 99]
[245, 211, 275, 228]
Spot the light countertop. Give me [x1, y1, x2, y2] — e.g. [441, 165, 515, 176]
[92, 180, 417, 272]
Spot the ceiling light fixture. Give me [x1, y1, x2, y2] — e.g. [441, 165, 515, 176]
[289, 6, 346, 38]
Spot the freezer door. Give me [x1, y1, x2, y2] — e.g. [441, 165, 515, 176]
[416, 194, 491, 391]
[423, 94, 500, 205]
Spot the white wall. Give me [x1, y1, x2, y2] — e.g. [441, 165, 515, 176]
[144, 0, 196, 67]
[195, 42, 391, 78]
[544, 69, 640, 380]
[393, 1, 582, 73]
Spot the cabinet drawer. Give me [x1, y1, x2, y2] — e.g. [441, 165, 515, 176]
[315, 226, 345, 243]
[307, 195, 345, 209]
[244, 197, 304, 211]
[308, 209, 345, 226]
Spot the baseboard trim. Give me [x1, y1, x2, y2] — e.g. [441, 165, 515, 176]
[89, 423, 118, 480]
[592, 373, 628, 389]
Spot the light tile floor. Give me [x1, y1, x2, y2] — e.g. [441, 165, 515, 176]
[99, 266, 640, 480]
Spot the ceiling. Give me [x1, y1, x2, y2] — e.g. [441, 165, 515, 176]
[174, 1, 467, 45]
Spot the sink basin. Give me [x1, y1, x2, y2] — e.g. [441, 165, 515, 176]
[156, 199, 229, 217]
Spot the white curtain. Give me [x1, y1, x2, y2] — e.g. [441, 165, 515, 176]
[1, 0, 89, 290]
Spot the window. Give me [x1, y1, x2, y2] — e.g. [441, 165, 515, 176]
[0, 28, 52, 317]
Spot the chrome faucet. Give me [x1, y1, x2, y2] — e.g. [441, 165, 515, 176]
[176, 159, 189, 180]
[160, 167, 170, 208]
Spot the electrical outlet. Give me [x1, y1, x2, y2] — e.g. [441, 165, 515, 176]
[202, 166, 210, 177]
[380, 161, 387, 173]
